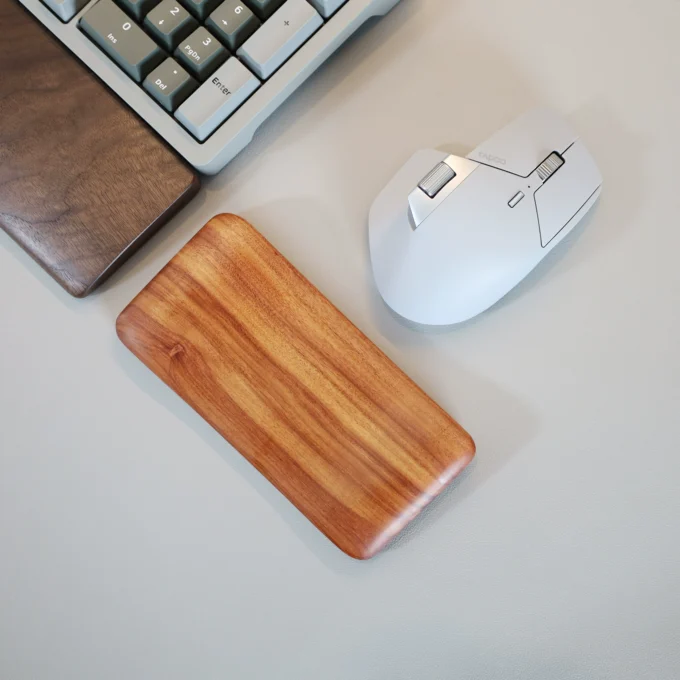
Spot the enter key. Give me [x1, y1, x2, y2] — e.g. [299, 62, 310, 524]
[175, 58, 260, 141]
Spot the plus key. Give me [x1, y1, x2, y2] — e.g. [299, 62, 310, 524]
[237, 0, 323, 80]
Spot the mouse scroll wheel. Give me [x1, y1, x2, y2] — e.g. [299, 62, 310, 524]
[418, 162, 457, 198]
[537, 152, 565, 182]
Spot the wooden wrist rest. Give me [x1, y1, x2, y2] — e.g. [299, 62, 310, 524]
[116, 214, 475, 559]
[0, 0, 199, 297]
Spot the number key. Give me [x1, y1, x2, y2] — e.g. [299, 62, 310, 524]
[175, 27, 229, 81]
[206, 0, 260, 52]
[80, 0, 164, 82]
[144, 0, 198, 51]
[178, 0, 221, 20]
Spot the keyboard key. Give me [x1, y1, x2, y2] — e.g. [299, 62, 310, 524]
[114, 0, 161, 20]
[144, 0, 198, 51]
[244, 0, 284, 19]
[80, 0, 165, 82]
[306, 0, 345, 18]
[237, 0, 322, 80]
[175, 27, 229, 81]
[178, 0, 221, 20]
[41, 0, 89, 22]
[175, 58, 260, 140]
[143, 57, 199, 111]
[206, 1, 259, 52]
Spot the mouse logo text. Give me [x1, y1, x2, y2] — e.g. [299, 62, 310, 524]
[479, 152, 507, 166]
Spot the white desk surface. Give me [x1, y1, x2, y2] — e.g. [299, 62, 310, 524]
[2, 0, 679, 678]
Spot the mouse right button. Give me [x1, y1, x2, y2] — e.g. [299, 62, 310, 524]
[534, 140, 603, 247]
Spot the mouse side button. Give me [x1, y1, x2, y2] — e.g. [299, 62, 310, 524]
[418, 162, 457, 198]
[408, 155, 480, 230]
[370, 149, 449, 235]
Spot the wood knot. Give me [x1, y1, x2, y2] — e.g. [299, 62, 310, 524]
[169, 343, 185, 358]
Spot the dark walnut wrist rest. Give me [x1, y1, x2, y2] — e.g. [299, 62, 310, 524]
[116, 214, 475, 559]
[0, 0, 199, 297]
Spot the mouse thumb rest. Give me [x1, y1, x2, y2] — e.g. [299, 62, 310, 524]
[408, 149, 567, 232]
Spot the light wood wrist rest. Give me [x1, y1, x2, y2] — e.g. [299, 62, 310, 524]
[116, 214, 475, 559]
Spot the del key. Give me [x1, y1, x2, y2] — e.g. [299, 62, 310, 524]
[79, 0, 164, 82]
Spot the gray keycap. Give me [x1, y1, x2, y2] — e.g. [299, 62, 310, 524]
[175, 27, 229, 81]
[206, 0, 260, 52]
[175, 58, 260, 140]
[113, 0, 161, 20]
[144, 0, 198, 51]
[237, 0, 322, 79]
[80, 0, 165, 82]
[244, 0, 284, 19]
[306, 0, 345, 18]
[41, 0, 89, 22]
[143, 58, 199, 111]
[178, 0, 221, 20]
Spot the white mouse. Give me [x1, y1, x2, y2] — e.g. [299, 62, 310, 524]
[368, 108, 603, 327]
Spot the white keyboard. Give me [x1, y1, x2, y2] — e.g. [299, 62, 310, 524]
[20, 0, 401, 173]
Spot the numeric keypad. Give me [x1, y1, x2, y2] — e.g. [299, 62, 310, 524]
[80, 0, 343, 142]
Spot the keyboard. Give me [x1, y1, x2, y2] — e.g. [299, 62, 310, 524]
[20, 0, 401, 174]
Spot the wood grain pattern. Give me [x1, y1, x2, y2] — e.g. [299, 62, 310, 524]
[0, 0, 200, 297]
[116, 214, 475, 559]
